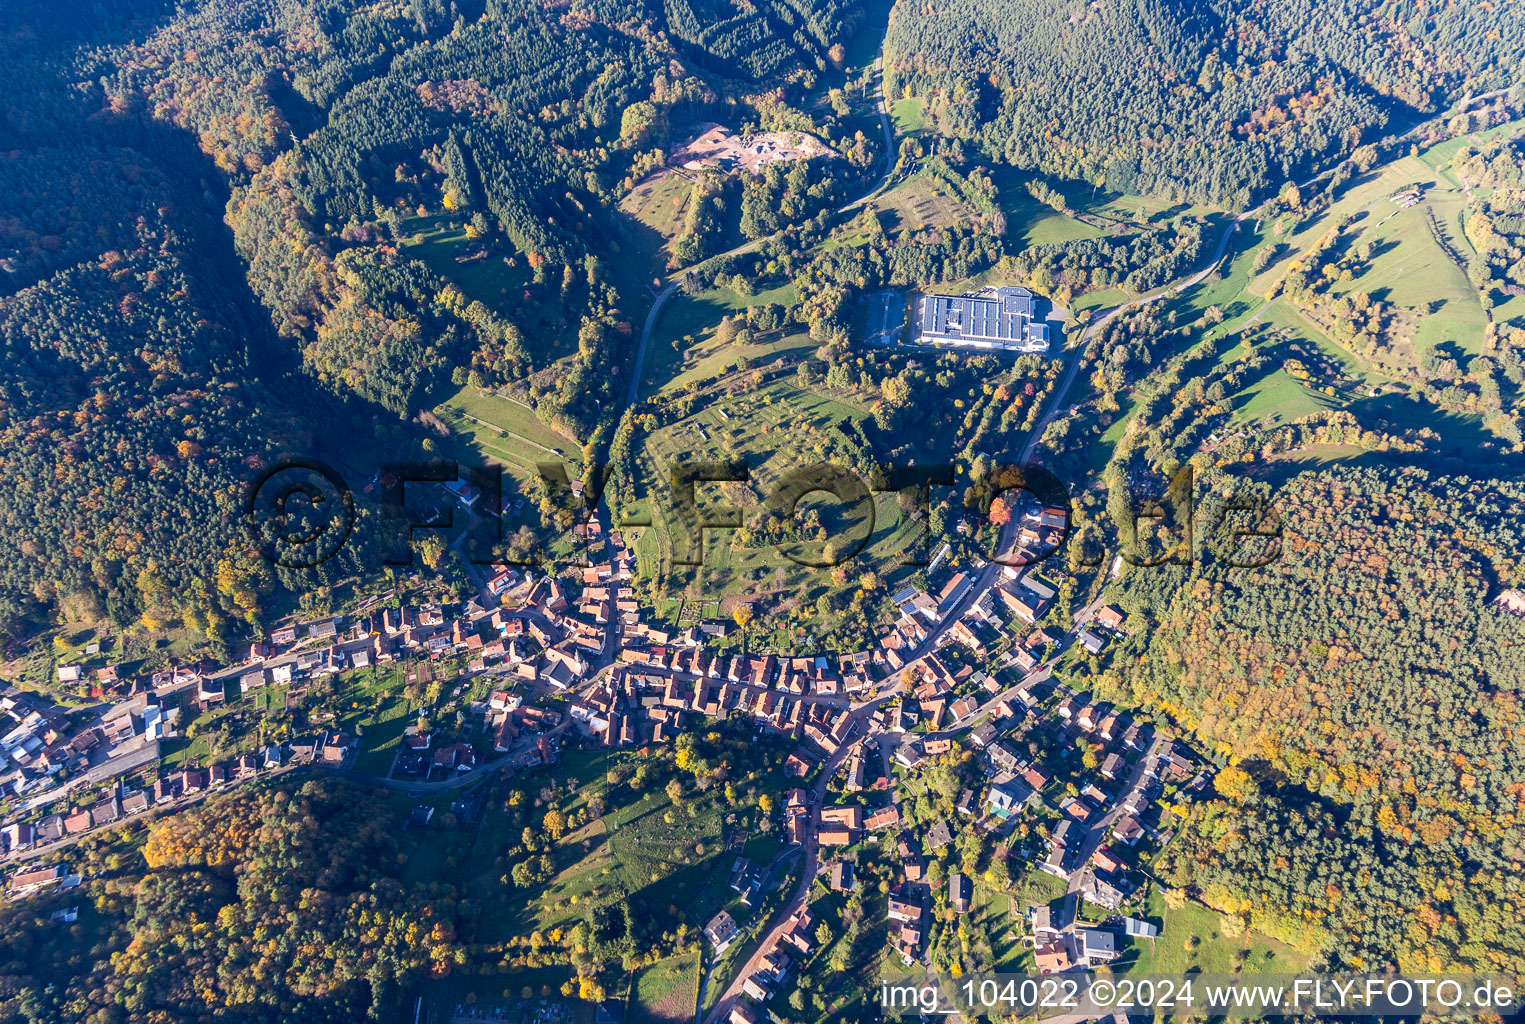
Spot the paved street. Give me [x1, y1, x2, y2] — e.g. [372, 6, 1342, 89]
[701, 692, 896, 1024]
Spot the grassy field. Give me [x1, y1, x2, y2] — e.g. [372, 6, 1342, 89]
[1251, 155, 1451, 290]
[1497, 290, 1525, 330]
[625, 375, 917, 618]
[972, 881, 1034, 971]
[620, 172, 696, 257]
[1232, 364, 1339, 426]
[640, 281, 801, 399]
[989, 168, 1107, 248]
[663, 329, 817, 396]
[1161, 218, 1280, 335]
[399, 213, 529, 318]
[626, 269, 924, 620]
[605, 785, 727, 913]
[1088, 123, 1517, 448]
[434, 383, 580, 483]
[1071, 288, 1130, 316]
[471, 746, 739, 945]
[350, 693, 415, 775]
[1263, 441, 1388, 470]
[1086, 192, 1219, 227]
[1010, 867, 1069, 910]
[1077, 126, 1517, 416]
[890, 98, 925, 135]
[1119, 888, 1312, 976]
[871, 172, 971, 233]
[1344, 202, 1485, 358]
[1414, 114, 1525, 180]
[628, 953, 700, 1024]
[1240, 151, 1488, 372]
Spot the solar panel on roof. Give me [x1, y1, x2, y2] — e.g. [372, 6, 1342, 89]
[916, 291, 1049, 349]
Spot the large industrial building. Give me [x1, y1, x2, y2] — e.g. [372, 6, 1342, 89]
[915, 286, 1051, 352]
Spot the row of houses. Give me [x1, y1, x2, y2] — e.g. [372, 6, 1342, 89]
[617, 646, 874, 698]
[733, 904, 816, 1012]
[566, 671, 862, 758]
[63, 593, 535, 710]
[0, 694, 99, 786]
[0, 688, 185, 815]
[2, 731, 357, 860]
[887, 886, 927, 963]
[61, 608, 371, 701]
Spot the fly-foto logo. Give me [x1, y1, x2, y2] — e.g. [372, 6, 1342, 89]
[242, 458, 1283, 571]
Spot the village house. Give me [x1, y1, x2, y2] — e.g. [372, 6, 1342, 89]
[1101, 752, 1124, 779]
[999, 586, 1045, 624]
[8, 864, 66, 897]
[1079, 928, 1119, 964]
[1078, 628, 1107, 656]
[1077, 701, 1109, 732]
[987, 742, 1021, 772]
[704, 909, 739, 953]
[1091, 847, 1124, 874]
[778, 907, 815, 954]
[949, 872, 972, 914]
[887, 896, 920, 924]
[817, 827, 855, 847]
[1078, 867, 1127, 911]
[741, 976, 772, 1003]
[898, 837, 925, 881]
[1112, 815, 1145, 845]
[1034, 938, 1075, 973]
[1095, 605, 1126, 631]
[987, 774, 1030, 819]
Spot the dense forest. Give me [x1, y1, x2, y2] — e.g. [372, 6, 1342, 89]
[0, 0, 860, 637]
[0, 0, 317, 640]
[95, 0, 856, 427]
[886, 0, 1525, 207]
[1099, 466, 1525, 971]
[0, 780, 462, 1024]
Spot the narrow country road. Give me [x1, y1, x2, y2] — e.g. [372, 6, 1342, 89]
[634, 32, 899, 424]
[1064, 736, 1165, 896]
[626, 281, 679, 407]
[842, 48, 897, 211]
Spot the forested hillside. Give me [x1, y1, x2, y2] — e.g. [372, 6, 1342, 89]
[96, 0, 857, 425]
[0, 208, 303, 639]
[1103, 466, 1525, 970]
[886, 0, 1525, 206]
[0, 0, 862, 637]
[0, 0, 319, 640]
[1459, 134, 1525, 329]
[0, 781, 460, 1023]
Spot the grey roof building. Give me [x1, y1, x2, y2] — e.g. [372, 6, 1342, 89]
[917, 287, 1050, 352]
